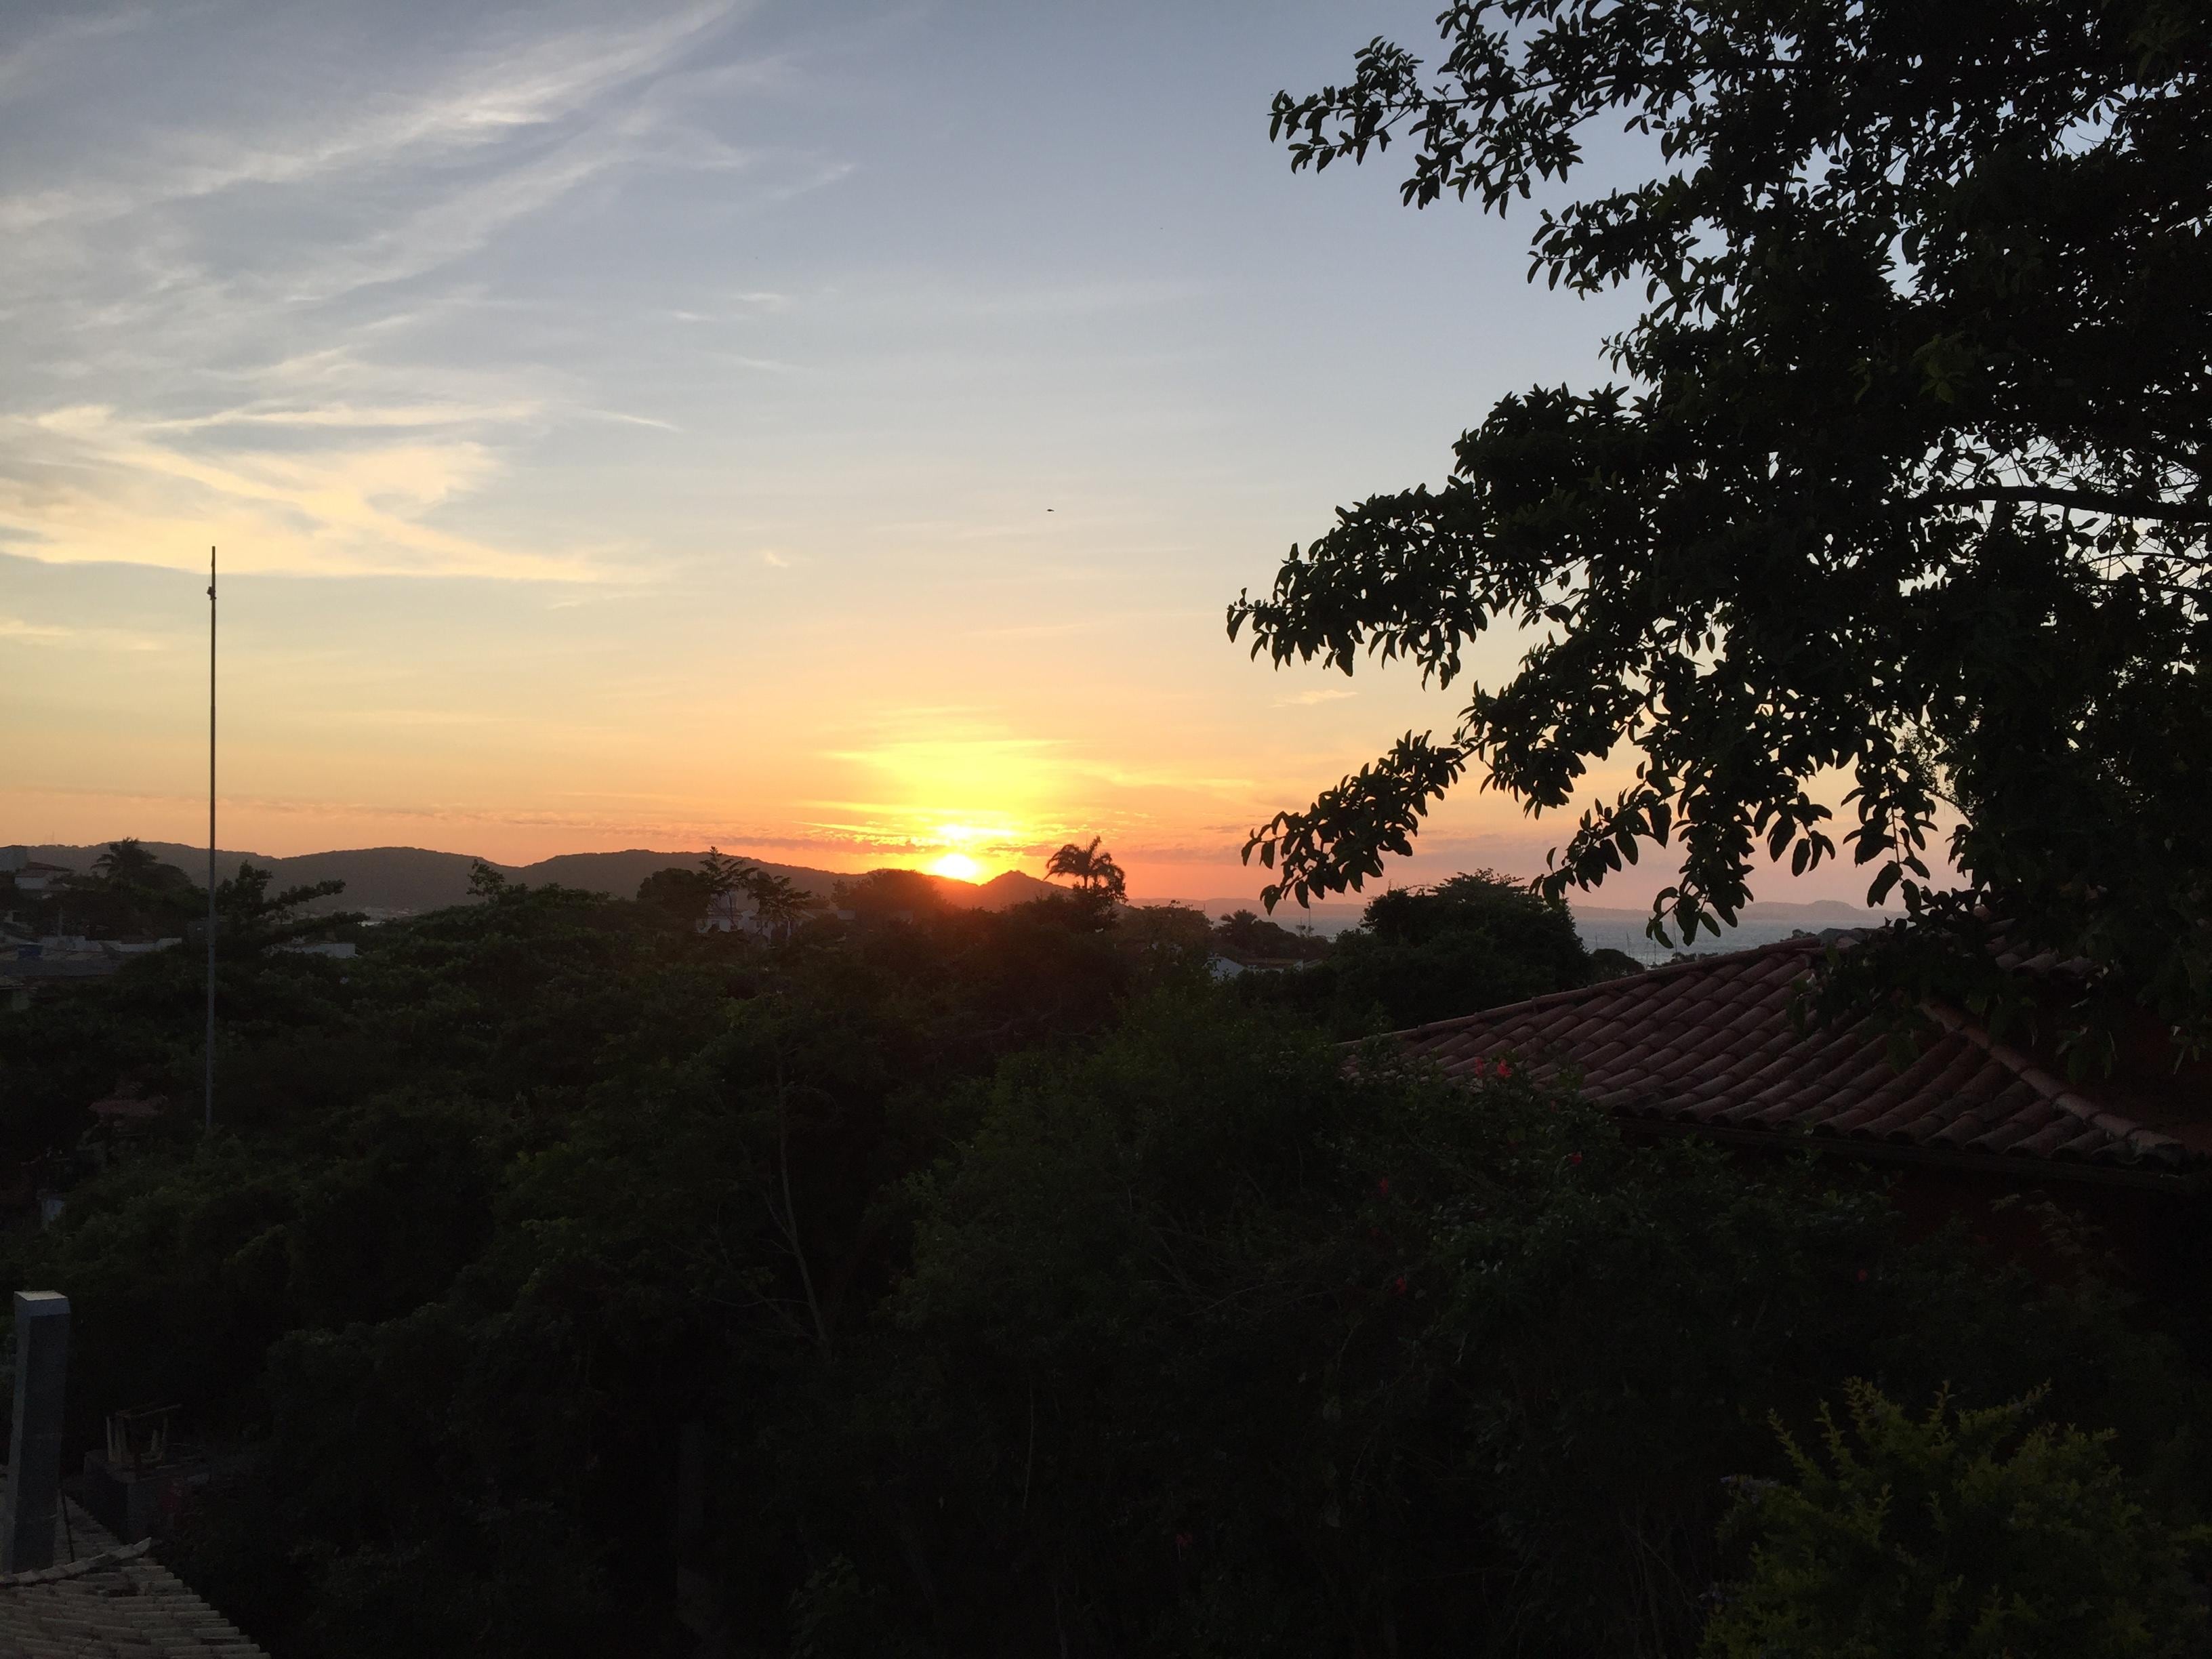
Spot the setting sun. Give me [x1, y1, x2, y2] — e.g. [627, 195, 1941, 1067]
[929, 851, 983, 883]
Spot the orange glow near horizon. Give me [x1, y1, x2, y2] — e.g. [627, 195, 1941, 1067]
[928, 851, 984, 883]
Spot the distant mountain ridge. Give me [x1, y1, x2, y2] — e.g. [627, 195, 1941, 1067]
[16, 842, 1061, 916]
[18, 842, 1886, 935]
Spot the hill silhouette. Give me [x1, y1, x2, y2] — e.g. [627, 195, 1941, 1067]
[18, 842, 1061, 917]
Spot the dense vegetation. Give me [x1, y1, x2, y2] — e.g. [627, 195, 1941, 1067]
[3, 857, 2205, 1656]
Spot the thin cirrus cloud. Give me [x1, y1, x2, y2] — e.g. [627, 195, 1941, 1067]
[0, 2, 747, 239]
[0, 0, 823, 583]
[0, 404, 584, 580]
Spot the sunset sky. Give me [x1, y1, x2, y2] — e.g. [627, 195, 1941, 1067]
[3, 0, 1880, 908]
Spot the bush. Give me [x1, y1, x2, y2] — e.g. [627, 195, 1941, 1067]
[1232, 870, 1594, 1036]
[1705, 1382, 2209, 1659]
[790, 989, 2207, 1656]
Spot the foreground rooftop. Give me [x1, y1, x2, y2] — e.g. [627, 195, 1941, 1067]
[0, 1476, 264, 1657]
[1391, 936, 2209, 1189]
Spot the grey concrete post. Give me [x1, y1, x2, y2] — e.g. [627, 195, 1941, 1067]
[1, 1291, 70, 1573]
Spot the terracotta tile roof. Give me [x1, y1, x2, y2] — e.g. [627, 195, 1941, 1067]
[1390, 936, 2208, 1188]
[0, 1483, 265, 1656]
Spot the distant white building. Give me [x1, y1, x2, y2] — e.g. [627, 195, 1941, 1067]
[1, 848, 77, 895]
[697, 890, 765, 936]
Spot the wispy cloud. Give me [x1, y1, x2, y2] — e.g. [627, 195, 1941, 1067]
[0, 405, 592, 579]
[0, 613, 169, 651]
[0, 3, 746, 239]
[0, 0, 839, 581]
[582, 409, 682, 433]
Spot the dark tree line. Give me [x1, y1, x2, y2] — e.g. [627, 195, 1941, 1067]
[1, 862, 2205, 1655]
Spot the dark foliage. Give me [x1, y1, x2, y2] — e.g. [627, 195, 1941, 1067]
[790, 994, 2205, 1656]
[1234, 870, 1594, 1036]
[1210, 908, 1330, 964]
[636, 864, 719, 927]
[2, 877, 2203, 1656]
[1230, 0, 2212, 1054]
[1706, 1382, 2209, 1657]
[0, 879, 1147, 1656]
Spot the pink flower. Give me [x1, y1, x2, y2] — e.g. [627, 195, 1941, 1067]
[1493, 1059, 1513, 1079]
[1567, 1153, 1582, 1166]
[1375, 1177, 1391, 1197]
[1391, 1275, 1408, 1297]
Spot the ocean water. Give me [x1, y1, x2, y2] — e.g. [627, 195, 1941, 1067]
[1197, 897, 1887, 965]
[1572, 905, 1887, 966]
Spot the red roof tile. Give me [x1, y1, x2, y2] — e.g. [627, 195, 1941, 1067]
[0, 1483, 267, 1656]
[1389, 937, 2207, 1187]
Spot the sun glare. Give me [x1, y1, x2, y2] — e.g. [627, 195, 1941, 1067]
[930, 851, 983, 882]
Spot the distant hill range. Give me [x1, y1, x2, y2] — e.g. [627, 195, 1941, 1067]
[17, 842, 1887, 941]
[16, 842, 1063, 918]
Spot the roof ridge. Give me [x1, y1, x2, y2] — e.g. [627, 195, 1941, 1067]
[1378, 933, 1832, 1044]
[1386, 935, 2202, 1184]
[1923, 1004, 2184, 1158]
[0, 1537, 150, 1586]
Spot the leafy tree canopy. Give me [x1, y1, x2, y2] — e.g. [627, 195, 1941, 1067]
[636, 864, 718, 925]
[741, 868, 821, 940]
[1231, 0, 2211, 1048]
[844, 993, 2204, 1656]
[212, 862, 357, 956]
[56, 838, 199, 937]
[837, 866, 949, 919]
[5, 879, 2206, 1654]
[1212, 908, 1330, 962]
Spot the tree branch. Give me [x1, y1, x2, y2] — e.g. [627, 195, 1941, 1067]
[1917, 485, 2211, 523]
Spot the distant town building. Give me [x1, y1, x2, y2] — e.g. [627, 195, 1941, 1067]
[0, 848, 77, 895]
[697, 889, 756, 935]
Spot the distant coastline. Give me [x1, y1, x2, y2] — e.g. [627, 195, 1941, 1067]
[16, 842, 1887, 960]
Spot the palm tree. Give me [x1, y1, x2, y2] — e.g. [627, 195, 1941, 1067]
[1045, 836, 1128, 905]
[92, 838, 160, 886]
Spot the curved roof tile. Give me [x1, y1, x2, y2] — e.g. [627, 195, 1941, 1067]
[1389, 937, 2205, 1187]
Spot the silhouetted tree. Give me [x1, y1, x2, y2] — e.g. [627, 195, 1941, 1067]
[637, 865, 718, 927]
[91, 838, 161, 885]
[1235, 0, 2212, 1052]
[77, 838, 195, 936]
[468, 859, 514, 901]
[213, 861, 357, 955]
[1045, 836, 1128, 905]
[1213, 907, 1328, 962]
[741, 869, 817, 942]
[700, 846, 752, 897]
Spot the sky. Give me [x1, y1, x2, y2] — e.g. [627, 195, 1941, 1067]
[2, 0, 1887, 909]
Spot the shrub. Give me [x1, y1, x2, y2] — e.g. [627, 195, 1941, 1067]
[1705, 1382, 2210, 1659]
[795, 990, 2207, 1656]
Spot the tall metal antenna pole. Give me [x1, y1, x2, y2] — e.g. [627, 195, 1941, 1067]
[205, 546, 217, 1134]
